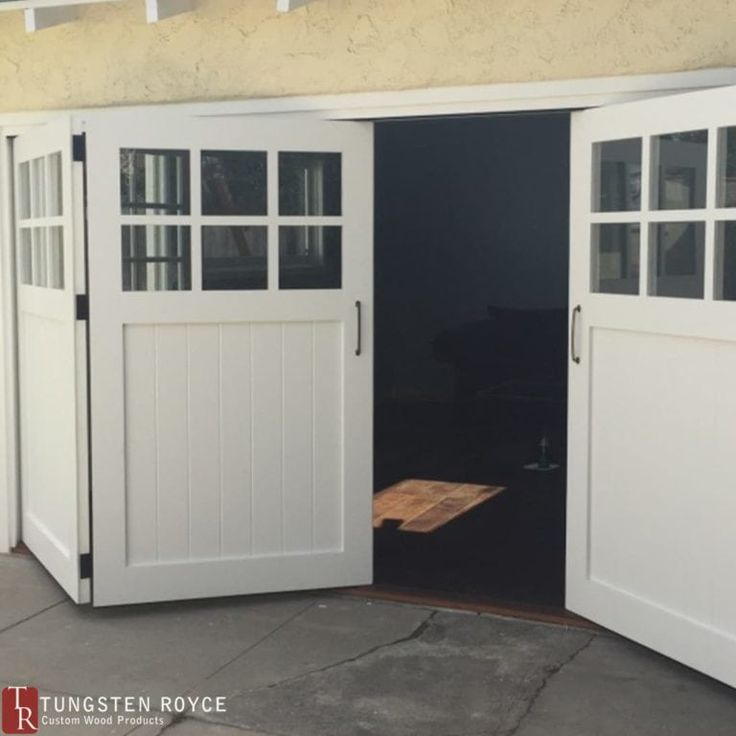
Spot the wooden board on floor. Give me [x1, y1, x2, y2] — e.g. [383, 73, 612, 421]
[373, 479, 506, 533]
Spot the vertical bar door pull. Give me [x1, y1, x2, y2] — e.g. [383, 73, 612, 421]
[355, 300, 362, 356]
[571, 305, 582, 364]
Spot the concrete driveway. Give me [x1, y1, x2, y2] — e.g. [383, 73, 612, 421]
[1, 553, 735, 736]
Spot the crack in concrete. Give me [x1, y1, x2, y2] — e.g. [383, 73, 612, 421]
[175, 610, 439, 735]
[0, 599, 66, 638]
[195, 598, 319, 688]
[502, 632, 597, 736]
[225, 607, 439, 699]
[262, 608, 439, 692]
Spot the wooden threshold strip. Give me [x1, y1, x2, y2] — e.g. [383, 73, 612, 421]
[343, 584, 600, 631]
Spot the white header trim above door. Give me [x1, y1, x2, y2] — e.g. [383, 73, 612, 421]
[0, 67, 736, 129]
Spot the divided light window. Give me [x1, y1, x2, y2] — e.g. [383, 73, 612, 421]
[589, 130, 729, 300]
[118, 146, 345, 292]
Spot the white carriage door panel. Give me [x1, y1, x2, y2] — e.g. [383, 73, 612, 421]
[250, 323, 285, 557]
[86, 112, 372, 605]
[282, 322, 316, 554]
[568, 85, 736, 688]
[122, 325, 158, 565]
[313, 321, 344, 552]
[187, 324, 222, 560]
[14, 117, 88, 603]
[220, 324, 254, 558]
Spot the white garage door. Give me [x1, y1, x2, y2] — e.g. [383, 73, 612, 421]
[83, 112, 373, 605]
[568, 85, 736, 688]
[13, 117, 90, 603]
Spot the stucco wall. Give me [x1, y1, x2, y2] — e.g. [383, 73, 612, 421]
[0, 0, 734, 112]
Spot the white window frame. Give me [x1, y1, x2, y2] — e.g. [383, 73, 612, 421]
[0, 0, 311, 32]
[1, 66, 736, 554]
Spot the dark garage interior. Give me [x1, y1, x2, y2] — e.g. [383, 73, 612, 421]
[373, 112, 571, 610]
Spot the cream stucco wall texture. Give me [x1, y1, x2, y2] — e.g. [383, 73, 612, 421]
[0, 0, 734, 113]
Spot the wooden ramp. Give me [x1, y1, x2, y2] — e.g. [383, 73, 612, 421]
[373, 479, 506, 534]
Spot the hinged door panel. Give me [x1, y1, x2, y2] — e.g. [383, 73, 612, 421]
[14, 117, 89, 603]
[84, 111, 373, 606]
[568, 85, 736, 688]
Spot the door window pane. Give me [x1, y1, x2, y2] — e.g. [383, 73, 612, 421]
[32, 228, 47, 287]
[279, 153, 341, 216]
[47, 226, 64, 290]
[654, 131, 707, 210]
[279, 226, 341, 289]
[30, 157, 46, 218]
[18, 162, 30, 220]
[201, 151, 267, 216]
[715, 221, 736, 300]
[593, 138, 641, 212]
[650, 222, 705, 299]
[591, 224, 640, 295]
[122, 225, 191, 291]
[120, 149, 190, 215]
[718, 127, 736, 207]
[202, 226, 267, 290]
[47, 152, 63, 217]
[19, 228, 32, 285]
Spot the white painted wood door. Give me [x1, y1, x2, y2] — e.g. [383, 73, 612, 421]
[568, 85, 736, 688]
[14, 117, 89, 603]
[84, 111, 373, 605]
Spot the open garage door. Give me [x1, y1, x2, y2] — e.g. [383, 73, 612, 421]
[568, 85, 736, 688]
[83, 111, 373, 605]
[13, 117, 89, 603]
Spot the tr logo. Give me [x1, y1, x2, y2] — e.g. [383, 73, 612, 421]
[2, 687, 38, 734]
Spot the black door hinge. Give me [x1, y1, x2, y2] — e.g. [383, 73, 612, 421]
[80, 552, 93, 580]
[72, 134, 86, 163]
[76, 294, 89, 321]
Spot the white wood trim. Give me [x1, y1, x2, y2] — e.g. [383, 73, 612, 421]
[0, 68, 735, 127]
[276, 0, 313, 11]
[145, 0, 194, 23]
[0, 67, 734, 552]
[2, 0, 193, 31]
[24, 5, 77, 31]
[0, 0, 115, 10]
[0, 137, 20, 554]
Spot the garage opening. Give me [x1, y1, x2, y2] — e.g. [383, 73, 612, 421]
[373, 112, 571, 611]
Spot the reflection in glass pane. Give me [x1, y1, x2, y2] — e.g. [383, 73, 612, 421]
[716, 222, 736, 300]
[201, 151, 267, 216]
[591, 224, 640, 294]
[47, 152, 63, 217]
[121, 225, 191, 291]
[47, 226, 64, 290]
[32, 228, 47, 287]
[279, 226, 341, 289]
[19, 229, 32, 285]
[718, 127, 736, 207]
[593, 138, 641, 212]
[18, 162, 31, 220]
[650, 222, 705, 299]
[31, 157, 46, 218]
[120, 149, 190, 215]
[202, 226, 267, 290]
[279, 152, 341, 216]
[655, 131, 707, 210]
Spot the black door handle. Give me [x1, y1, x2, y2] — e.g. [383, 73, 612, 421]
[571, 304, 581, 364]
[355, 300, 362, 356]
